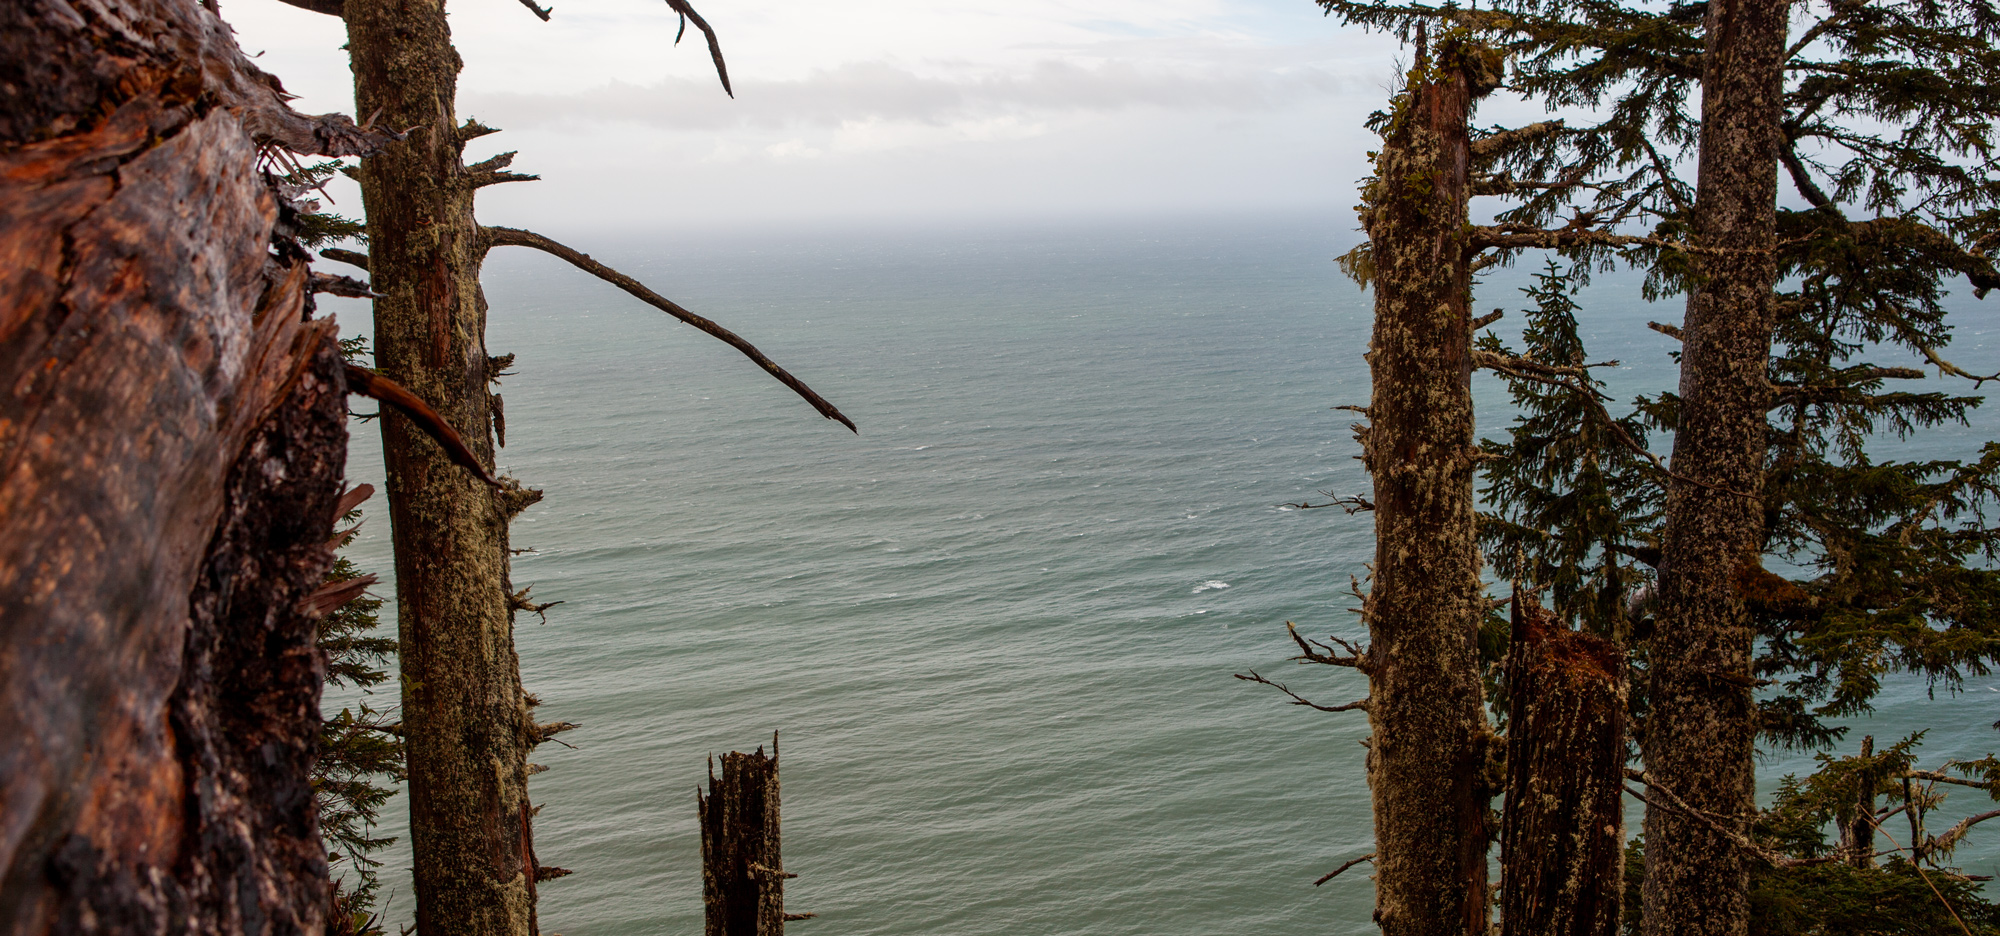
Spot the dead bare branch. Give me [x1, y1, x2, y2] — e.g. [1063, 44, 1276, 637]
[1234, 670, 1368, 713]
[481, 226, 856, 432]
[1314, 852, 1376, 886]
[343, 364, 502, 488]
[662, 0, 733, 97]
[1286, 492, 1375, 512]
[1286, 621, 1366, 669]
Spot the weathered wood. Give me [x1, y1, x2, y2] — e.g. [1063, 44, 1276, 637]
[699, 745, 800, 936]
[1351, 32, 1504, 936]
[1643, 2, 1789, 933]
[0, 3, 383, 930]
[1500, 597, 1625, 936]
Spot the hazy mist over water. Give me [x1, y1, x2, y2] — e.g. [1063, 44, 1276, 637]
[324, 213, 2000, 934]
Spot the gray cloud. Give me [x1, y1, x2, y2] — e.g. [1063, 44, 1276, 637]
[468, 56, 1352, 131]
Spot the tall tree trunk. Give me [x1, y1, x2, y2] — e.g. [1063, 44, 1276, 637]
[1499, 597, 1625, 936]
[1354, 34, 1502, 936]
[342, 4, 545, 935]
[0, 0, 381, 929]
[1642, 2, 1788, 934]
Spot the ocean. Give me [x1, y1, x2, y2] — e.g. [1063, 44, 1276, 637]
[323, 212, 2000, 934]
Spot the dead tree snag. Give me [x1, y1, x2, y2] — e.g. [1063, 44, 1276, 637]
[1499, 595, 1625, 936]
[698, 743, 808, 936]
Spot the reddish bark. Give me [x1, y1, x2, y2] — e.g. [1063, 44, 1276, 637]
[1500, 598, 1625, 936]
[0, 0, 386, 931]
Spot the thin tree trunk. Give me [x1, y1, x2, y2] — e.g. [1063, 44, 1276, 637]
[699, 745, 801, 936]
[1354, 34, 1502, 936]
[0, 0, 380, 928]
[1847, 736, 1876, 869]
[1642, 2, 1788, 934]
[342, 2, 545, 934]
[1500, 597, 1625, 936]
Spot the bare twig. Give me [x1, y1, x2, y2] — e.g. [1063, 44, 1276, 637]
[1286, 492, 1375, 512]
[481, 226, 855, 432]
[1920, 344, 2000, 388]
[1314, 852, 1375, 886]
[1863, 815, 1978, 936]
[1234, 670, 1368, 713]
[1286, 621, 1366, 669]
[662, 0, 733, 97]
[311, 271, 379, 299]
[1648, 320, 1683, 341]
[320, 247, 370, 272]
[1624, 771, 1826, 868]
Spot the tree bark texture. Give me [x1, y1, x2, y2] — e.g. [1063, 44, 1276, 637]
[1642, 3, 1787, 935]
[1354, 35, 1502, 936]
[342, 2, 547, 934]
[699, 747, 791, 936]
[0, 0, 374, 930]
[1499, 598, 1625, 936]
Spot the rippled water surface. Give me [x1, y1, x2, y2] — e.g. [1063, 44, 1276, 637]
[327, 214, 2000, 934]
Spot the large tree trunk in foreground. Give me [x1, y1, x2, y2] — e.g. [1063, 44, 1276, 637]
[0, 0, 381, 930]
[1354, 35, 1501, 936]
[343, 2, 546, 934]
[1642, 2, 1787, 935]
[1500, 598, 1624, 936]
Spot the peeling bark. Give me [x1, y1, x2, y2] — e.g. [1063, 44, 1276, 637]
[1642, 2, 1788, 934]
[1353, 34, 1503, 936]
[341, 0, 543, 933]
[0, 0, 369, 929]
[1500, 598, 1624, 936]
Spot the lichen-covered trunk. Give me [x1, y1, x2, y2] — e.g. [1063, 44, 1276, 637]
[0, 0, 361, 929]
[699, 747, 790, 936]
[343, 2, 543, 934]
[1642, 2, 1788, 934]
[1499, 599, 1625, 936]
[1355, 38, 1497, 936]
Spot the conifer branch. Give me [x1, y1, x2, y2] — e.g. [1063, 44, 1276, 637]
[480, 226, 856, 432]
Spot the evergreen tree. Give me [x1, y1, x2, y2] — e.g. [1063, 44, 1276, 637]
[1283, 1, 2000, 931]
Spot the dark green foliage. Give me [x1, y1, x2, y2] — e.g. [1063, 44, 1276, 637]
[316, 511, 403, 936]
[280, 159, 367, 248]
[1480, 260, 1660, 643]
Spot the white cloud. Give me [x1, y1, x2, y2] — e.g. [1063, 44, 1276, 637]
[222, 0, 1406, 228]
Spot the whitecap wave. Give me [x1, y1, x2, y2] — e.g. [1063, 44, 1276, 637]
[1192, 580, 1230, 594]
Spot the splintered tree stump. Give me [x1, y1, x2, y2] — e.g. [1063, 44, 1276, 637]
[698, 742, 807, 936]
[1499, 597, 1626, 936]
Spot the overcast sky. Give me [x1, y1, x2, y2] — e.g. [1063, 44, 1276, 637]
[224, 0, 1433, 231]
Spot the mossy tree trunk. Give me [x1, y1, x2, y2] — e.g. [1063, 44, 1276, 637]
[1353, 33, 1502, 936]
[343, 2, 546, 934]
[1642, 2, 1788, 934]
